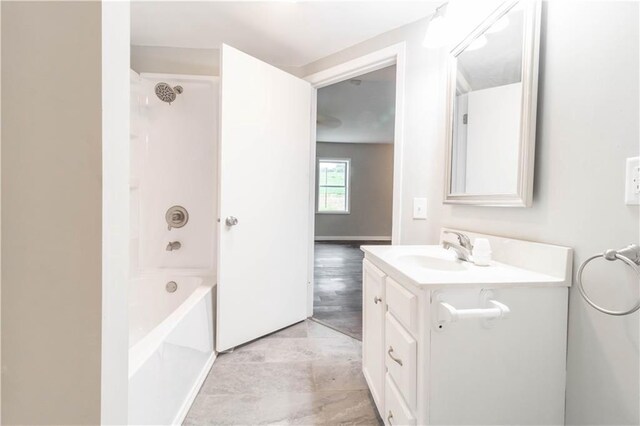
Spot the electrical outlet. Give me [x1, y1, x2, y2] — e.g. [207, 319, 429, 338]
[413, 197, 427, 219]
[625, 157, 640, 205]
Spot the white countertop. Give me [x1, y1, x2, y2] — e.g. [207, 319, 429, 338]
[361, 245, 568, 288]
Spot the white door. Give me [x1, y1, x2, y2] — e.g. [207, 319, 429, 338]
[216, 44, 311, 351]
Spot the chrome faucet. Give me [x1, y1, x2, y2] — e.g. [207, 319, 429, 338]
[442, 230, 473, 262]
[166, 241, 182, 251]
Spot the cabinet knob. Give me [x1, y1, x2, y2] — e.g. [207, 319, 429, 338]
[374, 296, 382, 304]
[388, 346, 403, 366]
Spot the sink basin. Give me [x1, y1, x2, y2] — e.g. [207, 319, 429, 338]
[396, 254, 467, 272]
[361, 239, 571, 287]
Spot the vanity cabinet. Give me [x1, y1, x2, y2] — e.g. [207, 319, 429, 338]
[362, 259, 386, 411]
[361, 230, 572, 426]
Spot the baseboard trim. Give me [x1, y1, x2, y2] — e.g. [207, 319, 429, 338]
[314, 236, 392, 241]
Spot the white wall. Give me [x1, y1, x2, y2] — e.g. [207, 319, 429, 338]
[304, 2, 639, 424]
[2, 2, 103, 423]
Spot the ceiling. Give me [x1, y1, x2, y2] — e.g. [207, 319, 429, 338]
[457, 6, 524, 92]
[131, 1, 438, 68]
[317, 65, 396, 144]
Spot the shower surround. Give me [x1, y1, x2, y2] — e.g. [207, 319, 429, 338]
[129, 71, 219, 425]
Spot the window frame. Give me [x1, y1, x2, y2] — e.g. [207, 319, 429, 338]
[316, 157, 351, 214]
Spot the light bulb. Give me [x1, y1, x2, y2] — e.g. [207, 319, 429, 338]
[423, 6, 449, 49]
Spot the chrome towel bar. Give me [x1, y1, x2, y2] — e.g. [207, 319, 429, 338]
[577, 244, 640, 316]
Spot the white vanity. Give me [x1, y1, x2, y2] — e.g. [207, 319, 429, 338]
[362, 229, 572, 425]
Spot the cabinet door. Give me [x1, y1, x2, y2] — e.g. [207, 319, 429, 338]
[430, 288, 568, 425]
[362, 259, 386, 412]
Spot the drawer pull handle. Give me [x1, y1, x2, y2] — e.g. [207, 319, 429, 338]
[387, 410, 394, 424]
[374, 296, 382, 304]
[388, 346, 403, 366]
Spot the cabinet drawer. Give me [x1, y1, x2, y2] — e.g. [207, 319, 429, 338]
[385, 312, 417, 411]
[386, 277, 417, 334]
[384, 373, 416, 426]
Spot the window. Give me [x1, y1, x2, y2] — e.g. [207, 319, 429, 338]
[318, 159, 350, 213]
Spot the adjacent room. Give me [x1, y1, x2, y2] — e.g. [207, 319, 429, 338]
[313, 65, 396, 340]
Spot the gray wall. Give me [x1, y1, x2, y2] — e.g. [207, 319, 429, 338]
[131, 45, 219, 76]
[305, 2, 639, 424]
[1, 2, 103, 424]
[315, 142, 393, 239]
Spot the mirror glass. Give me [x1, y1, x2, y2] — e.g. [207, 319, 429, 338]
[450, 4, 525, 195]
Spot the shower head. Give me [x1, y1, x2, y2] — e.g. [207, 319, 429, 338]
[154, 82, 183, 104]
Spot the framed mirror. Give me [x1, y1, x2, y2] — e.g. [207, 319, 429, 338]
[444, 0, 541, 207]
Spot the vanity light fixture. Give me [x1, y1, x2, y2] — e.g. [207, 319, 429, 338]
[423, 2, 449, 49]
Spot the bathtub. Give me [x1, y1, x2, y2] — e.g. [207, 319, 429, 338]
[128, 275, 216, 425]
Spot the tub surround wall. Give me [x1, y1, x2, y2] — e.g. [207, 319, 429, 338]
[303, 2, 640, 424]
[134, 74, 218, 274]
[1, 2, 103, 424]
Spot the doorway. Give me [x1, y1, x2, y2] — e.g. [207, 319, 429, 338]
[312, 65, 397, 339]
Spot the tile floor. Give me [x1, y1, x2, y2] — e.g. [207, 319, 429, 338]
[184, 320, 383, 425]
[313, 241, 390, 340]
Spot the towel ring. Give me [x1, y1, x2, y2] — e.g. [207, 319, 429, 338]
[577, 244, 640, 316]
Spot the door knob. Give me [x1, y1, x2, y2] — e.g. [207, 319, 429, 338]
[225, 216, 239, 227]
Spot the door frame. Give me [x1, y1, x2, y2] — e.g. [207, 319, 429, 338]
[304, 42, 407, 316]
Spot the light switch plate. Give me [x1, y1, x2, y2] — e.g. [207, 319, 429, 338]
[625, 157, 640, 205]
[413, 197, 427, 219]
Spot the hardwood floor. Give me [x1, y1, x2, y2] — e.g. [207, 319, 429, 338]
[313, 241, 390, 340]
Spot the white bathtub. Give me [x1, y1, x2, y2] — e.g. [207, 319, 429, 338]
[128, 275, 216, 425]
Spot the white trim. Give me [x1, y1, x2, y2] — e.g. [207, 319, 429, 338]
[304, 42, 407, 317]
[101, 2, 130, 424]
[317, 157, 351, 214]
[315, 236, 392, 242]
[172, 352, 217, 426]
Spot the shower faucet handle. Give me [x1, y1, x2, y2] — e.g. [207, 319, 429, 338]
[166, 205, 189, 230]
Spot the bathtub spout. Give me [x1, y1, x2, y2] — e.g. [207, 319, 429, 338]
[166, 241, 182, 251]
